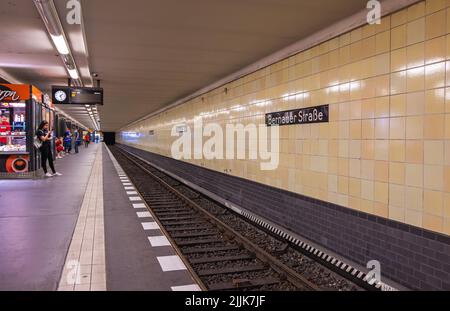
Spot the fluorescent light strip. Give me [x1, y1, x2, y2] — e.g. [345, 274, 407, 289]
[68, 68, 79, 79]
[50, 34, 69, 55]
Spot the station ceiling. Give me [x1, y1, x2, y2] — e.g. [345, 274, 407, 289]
[0, 0, 373, 131]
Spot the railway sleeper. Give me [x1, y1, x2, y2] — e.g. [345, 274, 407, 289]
[158, 215, 199, 222]
[162, 220, 207, 226]
[175, 238, 225, 246]
[189, 254, 254, 264]
[207, 277, 280, 291]
[181, 245, 240, 254]
[170, 230, 217, 238]
[197, 264, 267, 276]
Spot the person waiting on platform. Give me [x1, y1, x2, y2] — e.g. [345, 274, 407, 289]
[84, 133, 90, 148]
[74, 130, 81, 154]
[56, 137, 65, 159]
[36, 121, 62, 178]
[63, 129, 72, 154]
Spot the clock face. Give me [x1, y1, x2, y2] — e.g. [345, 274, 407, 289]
[55, 90, 67, 102]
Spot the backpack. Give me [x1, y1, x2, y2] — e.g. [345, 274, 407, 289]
[33, 135, 42, 150]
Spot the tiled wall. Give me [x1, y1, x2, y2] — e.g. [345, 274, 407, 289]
[119, 0, 450, 237]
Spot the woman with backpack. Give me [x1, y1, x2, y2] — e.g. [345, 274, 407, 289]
[36, 121, 62, 177]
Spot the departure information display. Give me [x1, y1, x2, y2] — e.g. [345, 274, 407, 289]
[52, 86, 103, 105]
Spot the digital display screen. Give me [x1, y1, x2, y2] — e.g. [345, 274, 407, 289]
[52, 86, 103, 105]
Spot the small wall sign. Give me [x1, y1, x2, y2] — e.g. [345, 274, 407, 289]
[265, 104, 329, 127]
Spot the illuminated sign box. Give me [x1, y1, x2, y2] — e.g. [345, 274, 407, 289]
[52, 86, 104, 105]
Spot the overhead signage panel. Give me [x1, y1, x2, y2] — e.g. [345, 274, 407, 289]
[52, 86, 104, 105]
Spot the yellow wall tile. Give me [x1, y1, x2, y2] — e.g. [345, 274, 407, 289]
[374, 140, 389, 161]
[361, 160, 375, 180]
[407, 2, 426, 21]
[405, 209, 423, 226]
[390, 206, 406, 222]
[424, 140, 444, 164]
[391, 9, 408, 28]
[426, 0, 446, 14]
[373, 202, 389, 217]
[406, 140, 424, 163]
[391, 94, 407, 117]
[390, 162, 406, 184]
[407, 91, 425, 115]
[406, 164, 424, 187]
[375, 118, 390, 139]
[390, 118, 406, 139]
[361, 180, 374, 200]
[374, 182, 389, 204]
[424, 190, 443, 215]
[391, 48, 407, 72]
[425, 88, 445, 113]
[407, 42, 425, 68]
[425, 10, 446, 39]
[349, 178, 361, 197]
[375, 97, 390, 118]
[391, 71, 407, 94]
[424, 165, 444, 190]
[389, 140, 406, 162]
[425, 62, 446, 89]
[375, 161, 389, 182]
[407, 67, 425, 92]
[406, 186, 424, 211]
[407, 18, 426, 45]
[444, 166, 450, 192]
[391, 25, 407, 50]
[406, 116, 424, 139]
[362, 119, 375, 139]
[390, 184, 406, 208]
[423, 213, 443, 231]
[349, 159, 361, 178]
[362, 140, 374, 159]
[424, 114, 445, 138]
[338, 176, 349, 194]
[425, 36, 446, 64]
[376, 31, 391, 54]
[361, 98, 375, 119]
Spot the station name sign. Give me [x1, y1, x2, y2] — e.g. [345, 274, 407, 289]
[265, 105, 329, 127]
[52, 86, 104, 105]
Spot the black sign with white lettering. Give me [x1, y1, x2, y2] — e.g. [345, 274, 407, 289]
[265, 105, 329, 127]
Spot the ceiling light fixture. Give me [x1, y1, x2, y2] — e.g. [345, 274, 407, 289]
[68, 68, 79, 80]
[34, 0, 101, 131]
[33, 0, 82, 86]
[50, 34, 69, 55]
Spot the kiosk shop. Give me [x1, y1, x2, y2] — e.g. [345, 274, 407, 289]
[0, 84, 55, 178]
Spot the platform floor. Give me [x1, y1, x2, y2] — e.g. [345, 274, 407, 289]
[0, 143, 199, 291]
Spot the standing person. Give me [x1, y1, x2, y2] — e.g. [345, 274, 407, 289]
[63, 129, 72, 154]
[74, 130, 81, 154]
[84, 133, 90, 148]
[36, 121, 62, 177]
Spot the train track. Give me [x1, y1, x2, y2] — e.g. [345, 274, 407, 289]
[110, 145, 362, 291]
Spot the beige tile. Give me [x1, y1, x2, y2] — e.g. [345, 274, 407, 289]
[407, 18, 426, 45]
[424, 141, 444, 165]
[405, 164, 424, 187]
[424, 165, 444, 190]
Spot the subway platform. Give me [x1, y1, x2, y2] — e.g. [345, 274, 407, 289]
[0, 143, 199, 291]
